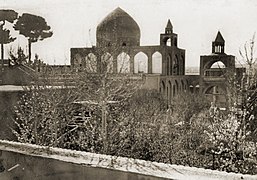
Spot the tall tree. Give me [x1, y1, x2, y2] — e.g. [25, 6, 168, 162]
[0, 9, 18, 67]
[14, 13, 53, 62]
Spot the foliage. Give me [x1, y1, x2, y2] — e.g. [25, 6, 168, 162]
[0, 10, 18, 23]
[14, 13, 53, 61]
[9, 47, 45, 70]
[0, 9, 18, 60]
[0, 28, 15, 45]
[14, 13, 53, 43]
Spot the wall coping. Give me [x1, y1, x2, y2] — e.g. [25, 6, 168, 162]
[0, 140, 256, 180]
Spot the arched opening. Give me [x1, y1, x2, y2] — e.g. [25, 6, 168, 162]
[185, 80, 189, 91]
[174, 37, 177, 46]
[117, 52, 130, 73]
[205, 61, 226, 77]
[181, 55, 185, 75]
[189, 85, 194, 93]
[173, 84, 175, 97]
[152, 51, 162, 74]
[166, 38, 172, 46]
[84, 53, 97, 73]
[195, 84, 200, 94]
[161, 81, 166, 97]
[168, 81, 172, 102]
[210, 61, 226, 68]
[101, 52, 113, 73]
[134, 52, 148, 73]
[181, 80, 185, 92]
[166, 54, 171, 75]
[174, 80, 178, 96]
[173, 55, 179, 75]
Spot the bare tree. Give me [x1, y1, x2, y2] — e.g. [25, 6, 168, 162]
[12, 83, 78, 147]
[73, 46, 144, 153]
[239, 33, 257, 87]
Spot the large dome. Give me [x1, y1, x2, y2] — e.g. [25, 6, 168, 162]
[96, 7, 141, 47]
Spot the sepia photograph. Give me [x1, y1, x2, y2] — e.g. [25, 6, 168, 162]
[0, 0, 257, 179]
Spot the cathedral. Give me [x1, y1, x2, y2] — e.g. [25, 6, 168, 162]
[70, 7, 245, 107]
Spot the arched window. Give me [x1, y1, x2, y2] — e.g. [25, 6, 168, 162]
[117, 52, 130, 73]
[101, 52, 113, 73]
[134, 52, 148, 73]
[85, 53, 97, 73]
[152, 52, 162, 74]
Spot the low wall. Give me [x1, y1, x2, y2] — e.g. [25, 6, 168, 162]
[0, 140, 256, 180]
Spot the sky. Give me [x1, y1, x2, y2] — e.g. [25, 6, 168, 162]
[1, 0, 257, 67]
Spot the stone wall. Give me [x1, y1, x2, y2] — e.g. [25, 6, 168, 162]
[0, 140, 256, 180]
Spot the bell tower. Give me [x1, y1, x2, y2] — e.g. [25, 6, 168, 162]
[212, 31, 225, 54]
[160, 19, 177, 46]
[165, 19, 173, 34]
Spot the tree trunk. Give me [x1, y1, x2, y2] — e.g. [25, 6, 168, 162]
[101, 101, 107, 153]
[1, 43, 3, 71]
[101, 76, 108, 153]
[28, 39, 32, 62]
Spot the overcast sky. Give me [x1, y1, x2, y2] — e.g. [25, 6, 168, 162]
[1, 0, 257, 67]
